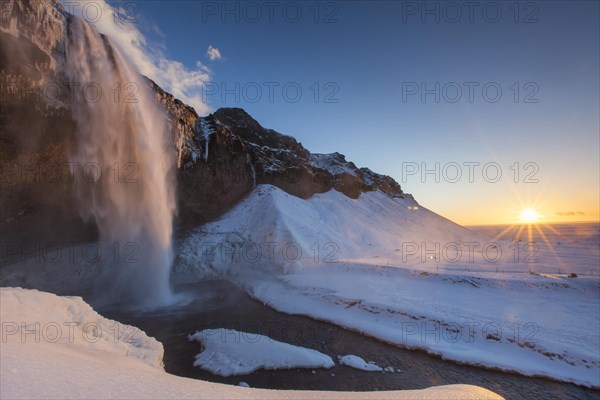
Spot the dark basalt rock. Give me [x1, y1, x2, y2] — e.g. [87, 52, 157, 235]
[206, 108, 407, 200]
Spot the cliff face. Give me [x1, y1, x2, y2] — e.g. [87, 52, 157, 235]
[0, 0, 410, 257]
[0, 0, 93, 252]
[210, 108, 406, 200]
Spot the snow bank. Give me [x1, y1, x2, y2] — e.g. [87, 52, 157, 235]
[189, 328, 334, 376]
[0, 287, 504, 399]
[338, 355, 383, 372]
[0, 287, 163, 369]
[244, 266, 600, 388]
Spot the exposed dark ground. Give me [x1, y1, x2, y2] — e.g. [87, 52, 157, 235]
[103, 280, 599, 400]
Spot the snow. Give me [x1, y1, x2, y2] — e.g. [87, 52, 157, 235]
[241, 265, 599, 388]
[175, 184, 486, 280]
[176, 185, 600, 389]
[0, 287, 503, 400]
[188, 328, 334, 376]
[0, 287, 164, 369]
[338, 355, 383, 372]
[197, 117, 215, 160]
[310, 153, 358, 176]
[2, 182, 596, 390]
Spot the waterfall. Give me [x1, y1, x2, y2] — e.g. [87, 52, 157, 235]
[63, 16, 176, 309]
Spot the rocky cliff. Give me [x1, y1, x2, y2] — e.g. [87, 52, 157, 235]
[0, 0, 411, 259]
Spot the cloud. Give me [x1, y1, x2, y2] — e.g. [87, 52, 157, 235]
[72, 0, 212, 115]
[555, 211, 585, 216]
[206, 45, 222, 61]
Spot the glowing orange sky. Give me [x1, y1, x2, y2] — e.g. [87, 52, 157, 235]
[410, 177, 599, 226]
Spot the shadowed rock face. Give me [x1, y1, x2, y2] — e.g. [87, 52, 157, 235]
[209, 108, 407, 200]
[0, 0, 97, 254]
[0, 0, 410, 261]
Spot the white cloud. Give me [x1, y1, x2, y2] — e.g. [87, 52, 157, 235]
[206, 45, 222, 61]
[69, 0, 212, 115]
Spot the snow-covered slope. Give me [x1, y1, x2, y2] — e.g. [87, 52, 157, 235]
[175, 184, 487, 280]
[176, 185, 600, 388]
[0, 288, 503, 400]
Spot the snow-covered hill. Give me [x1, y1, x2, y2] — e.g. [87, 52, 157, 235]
[176, 185, 600, 389]
[175, 184, 487, 280]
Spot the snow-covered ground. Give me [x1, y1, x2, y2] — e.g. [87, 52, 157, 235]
[0, 288, 503, 399]
[175, 185, 600, 389]
[240, 263, 599, 388]
[188, 328, 334, 376]
[0, 286, 164, 366]
[1, 184, 597, 390]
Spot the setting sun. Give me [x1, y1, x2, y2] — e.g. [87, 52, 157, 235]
[520, 208, 542, 223]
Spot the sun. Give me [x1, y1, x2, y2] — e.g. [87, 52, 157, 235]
[520, 208, 541, 223]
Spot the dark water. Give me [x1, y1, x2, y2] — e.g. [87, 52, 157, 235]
[104, 280, 599, 400]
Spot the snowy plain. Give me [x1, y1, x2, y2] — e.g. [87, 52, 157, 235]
[0, 287, 503, 399]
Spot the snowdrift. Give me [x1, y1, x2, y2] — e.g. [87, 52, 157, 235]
[0, 287, 164, 368]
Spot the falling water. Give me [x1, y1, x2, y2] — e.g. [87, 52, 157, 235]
[63, 16, 176, 309]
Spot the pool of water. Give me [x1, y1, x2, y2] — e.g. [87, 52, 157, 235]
[103, 280, 599, 400]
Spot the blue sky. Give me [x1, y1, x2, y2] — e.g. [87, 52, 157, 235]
[101, 0, 599, 225]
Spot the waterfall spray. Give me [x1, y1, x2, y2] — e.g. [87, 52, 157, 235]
[64, 16, 176, 309]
